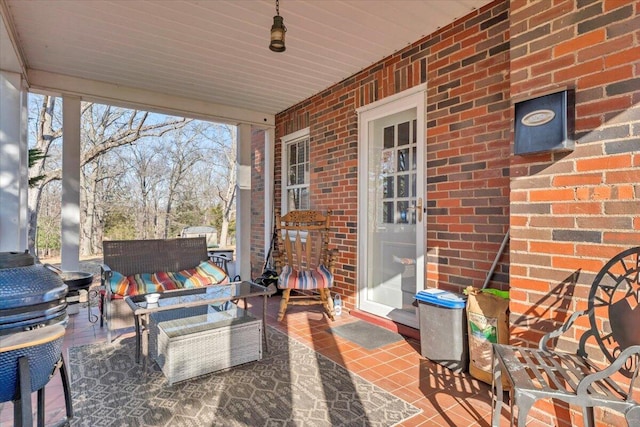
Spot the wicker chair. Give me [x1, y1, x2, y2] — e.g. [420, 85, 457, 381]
[274, 210, 336, 321]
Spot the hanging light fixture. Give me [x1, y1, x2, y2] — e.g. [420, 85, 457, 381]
[269, 0, 286, 52]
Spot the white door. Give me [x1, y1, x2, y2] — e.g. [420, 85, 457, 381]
[357, 88, 426, 329]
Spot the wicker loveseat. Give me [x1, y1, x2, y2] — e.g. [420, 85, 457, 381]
[100, 237, 228, 342]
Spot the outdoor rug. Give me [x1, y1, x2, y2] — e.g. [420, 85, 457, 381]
[328, 322, 404, 350]
[67, 327, 420, 427]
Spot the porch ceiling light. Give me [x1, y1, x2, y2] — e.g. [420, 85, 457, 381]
[269, 0, 286, 52]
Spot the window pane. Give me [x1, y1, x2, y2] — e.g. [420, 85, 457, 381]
[288, 188, 310, 210]
[397, 174, 408, 197]
[412, 119, 417, 143]
[383, 202, 394, 224]
[398, 201, 409, 223]
[288, 166, 296, 186]
[397, 148, 408, 171]
[285, 137, 310, 213]
[381, 150, 394, 174]
[411, 172, 416, 198]
[289, 144, 297, 166]
[398, 121, 410, 146]
[383, 176, 394, 198]
[384, 126, 394, 149]
[412, 147, 417, 170]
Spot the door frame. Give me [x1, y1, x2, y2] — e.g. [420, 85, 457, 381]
[356, 84, 426, 328]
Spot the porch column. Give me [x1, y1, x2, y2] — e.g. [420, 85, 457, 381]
[0, 71, 28, 252]
[264, 128, 275, 261]
[60, 96, 81, 271]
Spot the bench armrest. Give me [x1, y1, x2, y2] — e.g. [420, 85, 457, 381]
[100, 264, 113, 297]
[209, 255, 229, 276]
[539, 309, 590, 352]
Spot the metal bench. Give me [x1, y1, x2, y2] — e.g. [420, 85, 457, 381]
[492, 246, 640, 427]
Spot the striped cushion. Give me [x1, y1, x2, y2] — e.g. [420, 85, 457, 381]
[153, 271, 186, 291]
[128, 273, 166, 295]
[278, 264, 333, 290]
[182, 261, 229, 288]
[109, 271, 129, 296]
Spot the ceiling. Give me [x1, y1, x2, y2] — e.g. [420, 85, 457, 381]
[1, 0, 492, 123]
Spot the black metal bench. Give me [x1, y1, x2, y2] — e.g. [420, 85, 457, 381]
[492, 246, 640, 427]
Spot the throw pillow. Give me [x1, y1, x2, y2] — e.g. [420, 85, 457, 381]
[109, 271, 129, 296]
[183, 260, 228, 288]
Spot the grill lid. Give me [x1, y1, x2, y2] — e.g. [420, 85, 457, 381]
[0, 264, 67, 310]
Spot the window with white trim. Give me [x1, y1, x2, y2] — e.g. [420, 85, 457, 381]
[281, 128, 310, 214]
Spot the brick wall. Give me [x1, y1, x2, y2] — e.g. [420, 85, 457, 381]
[271, 0, 512, 311]
[255, 1, 638, 423]
[250, 128, 266, 279]
[509, 0, 639, 425]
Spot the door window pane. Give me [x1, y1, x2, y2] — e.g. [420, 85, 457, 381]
[383, 202, 394, 224]
[398, 121, 410, 146]
[384, 176, 394, 198]
[398, 148, 409, 172]
[384, 126, 394, 149]
[397, 174, 409, 197]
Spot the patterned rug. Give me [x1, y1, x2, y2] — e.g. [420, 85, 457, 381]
[68, 327, 420, 427]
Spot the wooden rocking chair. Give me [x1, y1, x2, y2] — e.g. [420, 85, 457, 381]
[274, 209, 336, 321]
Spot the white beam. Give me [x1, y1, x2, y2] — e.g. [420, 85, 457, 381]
[28, 70, 275, 128]
[0, 71, 28, 252]
[60, 96, 81, 271]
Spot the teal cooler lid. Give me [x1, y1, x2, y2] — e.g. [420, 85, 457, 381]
[415, 289, 467, 309]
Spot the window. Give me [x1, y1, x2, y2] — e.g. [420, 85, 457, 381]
[281, 128, 310, 214]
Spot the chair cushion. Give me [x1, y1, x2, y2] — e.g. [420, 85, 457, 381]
[109, 271, 130, 296]
[278, 264, 333, 290]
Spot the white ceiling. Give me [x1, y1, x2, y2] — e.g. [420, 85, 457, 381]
[1, 0, 492, 122]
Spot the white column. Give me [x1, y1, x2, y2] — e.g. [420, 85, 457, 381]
[0, 71, 28, 252]
[236, 123, 252, 280]
[264, 128, 275, 262]
[60, 96, 81, 271]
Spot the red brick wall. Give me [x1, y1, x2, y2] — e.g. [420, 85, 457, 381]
[509, 0, 639, 425]
[271, 0, 512, 311]
[253, 0, 639, 424]
[250, 128, 266, 279]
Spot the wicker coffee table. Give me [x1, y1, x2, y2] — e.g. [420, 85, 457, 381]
[124, 281, 275, 369]
[149, 304, 262, 384]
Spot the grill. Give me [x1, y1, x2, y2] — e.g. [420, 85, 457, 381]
[0, 251, 70, 409]
[0, 254, 69, 335]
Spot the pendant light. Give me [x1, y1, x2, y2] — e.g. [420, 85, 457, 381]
[269, 0, 286, 52]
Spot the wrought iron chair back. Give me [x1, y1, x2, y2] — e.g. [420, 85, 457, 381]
[492, 246, 640, 427]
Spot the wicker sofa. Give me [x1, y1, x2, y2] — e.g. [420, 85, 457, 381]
[100, 237, 228, 342]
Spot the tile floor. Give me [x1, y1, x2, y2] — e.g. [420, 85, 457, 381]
[0, 288, 521, 427]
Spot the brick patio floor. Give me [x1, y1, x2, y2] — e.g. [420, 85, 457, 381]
[0, 285, 526, 426]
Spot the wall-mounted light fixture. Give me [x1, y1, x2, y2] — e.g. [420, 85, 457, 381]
[269, 0, 286, 52]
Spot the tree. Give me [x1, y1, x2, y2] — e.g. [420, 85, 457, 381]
[198, 124, 237, 246]
[27, 95, 190, 256]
